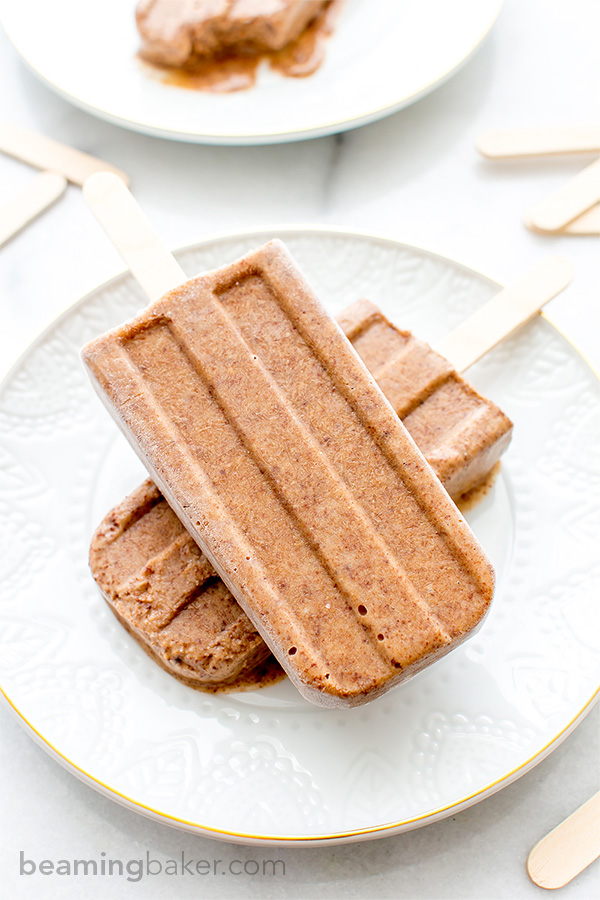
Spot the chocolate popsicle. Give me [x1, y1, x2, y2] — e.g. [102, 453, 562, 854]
[90, 478, 278, 689]
[136, 0, 330, 67]
[338, 299, 512, 499]
[83, 240, 494, 707]
[90, 298, 510, 692]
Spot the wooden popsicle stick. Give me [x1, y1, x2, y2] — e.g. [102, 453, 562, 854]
[83, 172, 185, 302]
[477, 127, 600, 158]
[528, 157, 600, 232]
[0, 171, 67, 248]
[435, 256, 574, 372]
[0, 121, 129, 187]
[560, 202, 600, 233]
[525, 202, 600, 235]
[527, 791, 600, 889]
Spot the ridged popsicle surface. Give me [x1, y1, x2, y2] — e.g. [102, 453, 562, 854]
[83, 240, 494, 706]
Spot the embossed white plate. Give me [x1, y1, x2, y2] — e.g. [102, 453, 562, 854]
[1, 228, 599, 845]
[0, 0, 503, 144]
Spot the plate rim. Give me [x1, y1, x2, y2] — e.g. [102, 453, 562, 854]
[1, 224, 598, 846]
[0, 0, 505, 144]
[2, 679, 598, 846]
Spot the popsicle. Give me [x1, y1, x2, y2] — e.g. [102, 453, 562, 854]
[90, 478, 277, 689]
[82, 174, 572, 703]
[82, 237, 498, 707]
[89, 297, 508, 690]
[90, 249, 574, 693]
[338, 299, 512, 499]
[136, 0, 330, 67]
[90, 481, 282, 690]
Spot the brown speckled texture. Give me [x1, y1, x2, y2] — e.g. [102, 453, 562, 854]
[90, 480, 273, 687]
[90, 299, 510, 693]
[136, 0, 329, 67]
[339, 299, 512, 498]
[82, 240, 495, 707]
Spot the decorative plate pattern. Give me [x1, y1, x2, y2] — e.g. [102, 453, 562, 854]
[0, 0, 503, 144]
[0, 229, 599, 845]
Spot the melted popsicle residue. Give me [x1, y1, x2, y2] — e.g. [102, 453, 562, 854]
[139, 0, 344, 94]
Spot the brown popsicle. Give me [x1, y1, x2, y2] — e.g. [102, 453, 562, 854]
[90, 480, 282, 690]
[83, 239, 495, 707]
[90, 297, 510, 692]
[90, 478, 281, 689]
[338, 299, 512, 499]
[136, 0, 330, 67]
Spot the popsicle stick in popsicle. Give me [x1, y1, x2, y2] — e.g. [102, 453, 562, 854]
[436, 256, 574, 372]
[84, 173, 573, 371]
[83, 171, 183, 302]
[527, 790, 600, 889]
[0, 171, 67, 249]
[527, 157, 600, 233]
[0, 120, 129, 187]
[477, 127, 600, 159]
[525, 202, 600, 236]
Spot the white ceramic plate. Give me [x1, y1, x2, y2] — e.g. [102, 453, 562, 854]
[1, 229, 599, 845]
[0, 0, 504, 144]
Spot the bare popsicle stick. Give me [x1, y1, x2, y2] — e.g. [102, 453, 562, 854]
[434, 256, 574, 372]
[559, 203, 600, 234]
[83, 172, 184, 302]
[525, 202, 600, 236]
[0, 171, 67, 248]
[0, 120, 129, 187]
[527, 791, 600, 889]
[477, 127, 600, 158]
[84, 175, 573, 373]
[527, 157, 600, 232]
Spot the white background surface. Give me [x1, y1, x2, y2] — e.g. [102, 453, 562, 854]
[0, 0, 599, 897]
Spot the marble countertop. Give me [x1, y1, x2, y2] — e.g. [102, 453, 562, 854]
[0, 0, 599, 897]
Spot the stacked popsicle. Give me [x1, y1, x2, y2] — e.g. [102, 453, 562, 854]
[82, 175, 572, 706]
[89, 297, 511, 692]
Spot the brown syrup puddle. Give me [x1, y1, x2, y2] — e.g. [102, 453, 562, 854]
[139, 0, 344, 94]
[199, 655, 285, 694]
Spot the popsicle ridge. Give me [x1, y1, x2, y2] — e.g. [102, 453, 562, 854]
[341, 299, 513, 498]
[115, 532, 215, 631]
[150, 281, 481, 646]
[119, 313, 452, 688]
[90, 480, 271, 685]
[245, 245, 494, 596]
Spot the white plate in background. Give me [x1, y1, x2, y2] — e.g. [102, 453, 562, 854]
[0, 0, 504, 144]
[0, 229, 598, 845]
